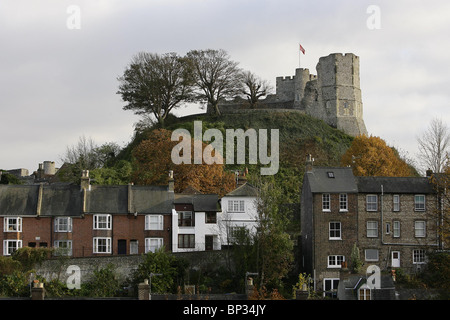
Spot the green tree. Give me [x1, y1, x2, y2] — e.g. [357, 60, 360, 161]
[254, 179, 293, 289]
[131, 248, 188, 294]
[186, 49, 242, 115]
[118, 52, 196, 127]
[81, 264, 121, 297]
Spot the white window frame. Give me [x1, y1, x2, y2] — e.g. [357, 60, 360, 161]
[415, 221, 426, 238]
[145, 215, 163, 230]
[365, 249, 379, 261]
[413, 249, 426, 264]
[327, 255, 345, 268]
[339, 193, 348, 212]
[54, 217, 72, 232]
[358, 287, 372, 300]
[4, 217, 22, 232]
[53, 240, 73, 256]
[228, 200, 245, 213]
[145, 238, 163, 253]
[393, 195, 400, 212]
[367, 221, 378, 238]
[3, 240, 22, 256]
[130, 240, 139, 255]
[329, 222, 341, 240]
[93, 237, 112, 254]
[322, 194, 330, 212]
[414, 195, 425, 212]
[93, 214, 112, 230]
[393, 221, 400, 237]
[366, 195, 378, 211]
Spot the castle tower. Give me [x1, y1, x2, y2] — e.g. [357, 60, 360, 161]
[316, 53, 368, 136]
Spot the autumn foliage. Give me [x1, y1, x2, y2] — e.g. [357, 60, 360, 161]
[341, 135, 413, 177]
[132, 129, 235, 196]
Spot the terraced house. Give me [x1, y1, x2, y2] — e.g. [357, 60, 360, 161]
[0, 170, 226, 257]
[300, 155, 442, 298]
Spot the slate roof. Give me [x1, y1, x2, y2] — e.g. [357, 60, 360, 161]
[224, 183, 258, 197]
[174, 194, 221, 212]
[357, 176, 435, 194]
[0, 184, 174, 216]
[306, 167, 358, 193]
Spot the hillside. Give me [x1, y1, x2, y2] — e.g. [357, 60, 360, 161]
[120, 110, 354, 203]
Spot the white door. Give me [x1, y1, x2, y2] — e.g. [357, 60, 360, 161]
[392, 251, 400, 267]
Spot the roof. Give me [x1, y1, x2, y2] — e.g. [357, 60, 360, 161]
[0, 184, 174, 216]
[224, 182, 258, 197]
[305, 167, 358, 193]
[357, 176, 435, 194]
[175, 193, 221, 212]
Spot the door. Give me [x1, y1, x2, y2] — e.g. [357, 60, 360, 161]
[118, 239, 127, 255]
[392, 251, 400, 267]
[205, 235, 214, 251]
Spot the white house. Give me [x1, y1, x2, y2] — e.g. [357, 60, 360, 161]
[219, 182, 259, 247]
[171, 192, 222, 252]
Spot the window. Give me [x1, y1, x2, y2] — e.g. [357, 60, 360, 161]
[415, 221, 426, 237]
[178, 211, 194, 227]
[339, 194, 348, 212]
[178, 234, 195, 248]
[205, 212, 217, 224]
[145, 238, 163, 253]
[54, 240, 72, 256]
[4, 217, 22, 232]
[365, 249, 379, 261]
[393, 221, 400, 237]
[93, 214, 112, 230]
[414, 195, 425, 211]
[93, 237, 111, 253]
[228, 200, 245, 212]
[130, 240, 139, 255]
[413, 249, 426, 264]
[322, 194, 330, 211]
[145, 215, 163, 230]
[328, 255, 345, 268]
[54, 217, 72, 232]
[366, 195, 378, 211]
[367, 221, 378, 237]
[393, 195, 400, 211]
[323, 278, 339, 299]
[3, 240, 22, 256]
[386, 222, 391, 234]
[228, 226, 247, 243]
[327, 172, 335, 178]
[329, 222, 341, 240]
[359, 288, 371, 300]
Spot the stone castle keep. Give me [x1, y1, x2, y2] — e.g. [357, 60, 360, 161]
[209, 53, 368, 137]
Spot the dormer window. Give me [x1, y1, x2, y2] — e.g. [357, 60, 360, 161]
[327, 172, 335, 178]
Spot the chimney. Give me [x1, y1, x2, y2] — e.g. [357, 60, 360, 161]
[168, 170, 174, 192]
[426, 169, 433, 177]
[306, 154, 314, 173]
[80, 170, 90, 190]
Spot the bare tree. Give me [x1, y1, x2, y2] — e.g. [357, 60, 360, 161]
[60, 135, 98, 170]
[417, 117, 450, 174]
[241, 71, 272, 108]
[117, 52, 195, 126]
[187, 49, 242, 115]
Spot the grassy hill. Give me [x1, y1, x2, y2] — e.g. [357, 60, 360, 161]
[120, 110, 354, 203]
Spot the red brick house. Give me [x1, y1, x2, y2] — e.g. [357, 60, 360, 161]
[0, 171, 175, 257]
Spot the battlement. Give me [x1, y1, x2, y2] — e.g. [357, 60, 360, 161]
[212, 53, 368, 137]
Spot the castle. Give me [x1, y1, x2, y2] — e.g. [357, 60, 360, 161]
[208, 53, 368, 137]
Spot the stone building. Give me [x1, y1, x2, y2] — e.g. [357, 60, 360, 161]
[211, 53, 368, 137]
[300, 156, 440, 298]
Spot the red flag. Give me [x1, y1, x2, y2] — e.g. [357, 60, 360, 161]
[299, 44, 305, 55]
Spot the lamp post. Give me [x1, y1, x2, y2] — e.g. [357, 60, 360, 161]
[149, 272, 162, 300]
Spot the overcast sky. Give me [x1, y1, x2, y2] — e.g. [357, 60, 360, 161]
[1, 0, 449, 174]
